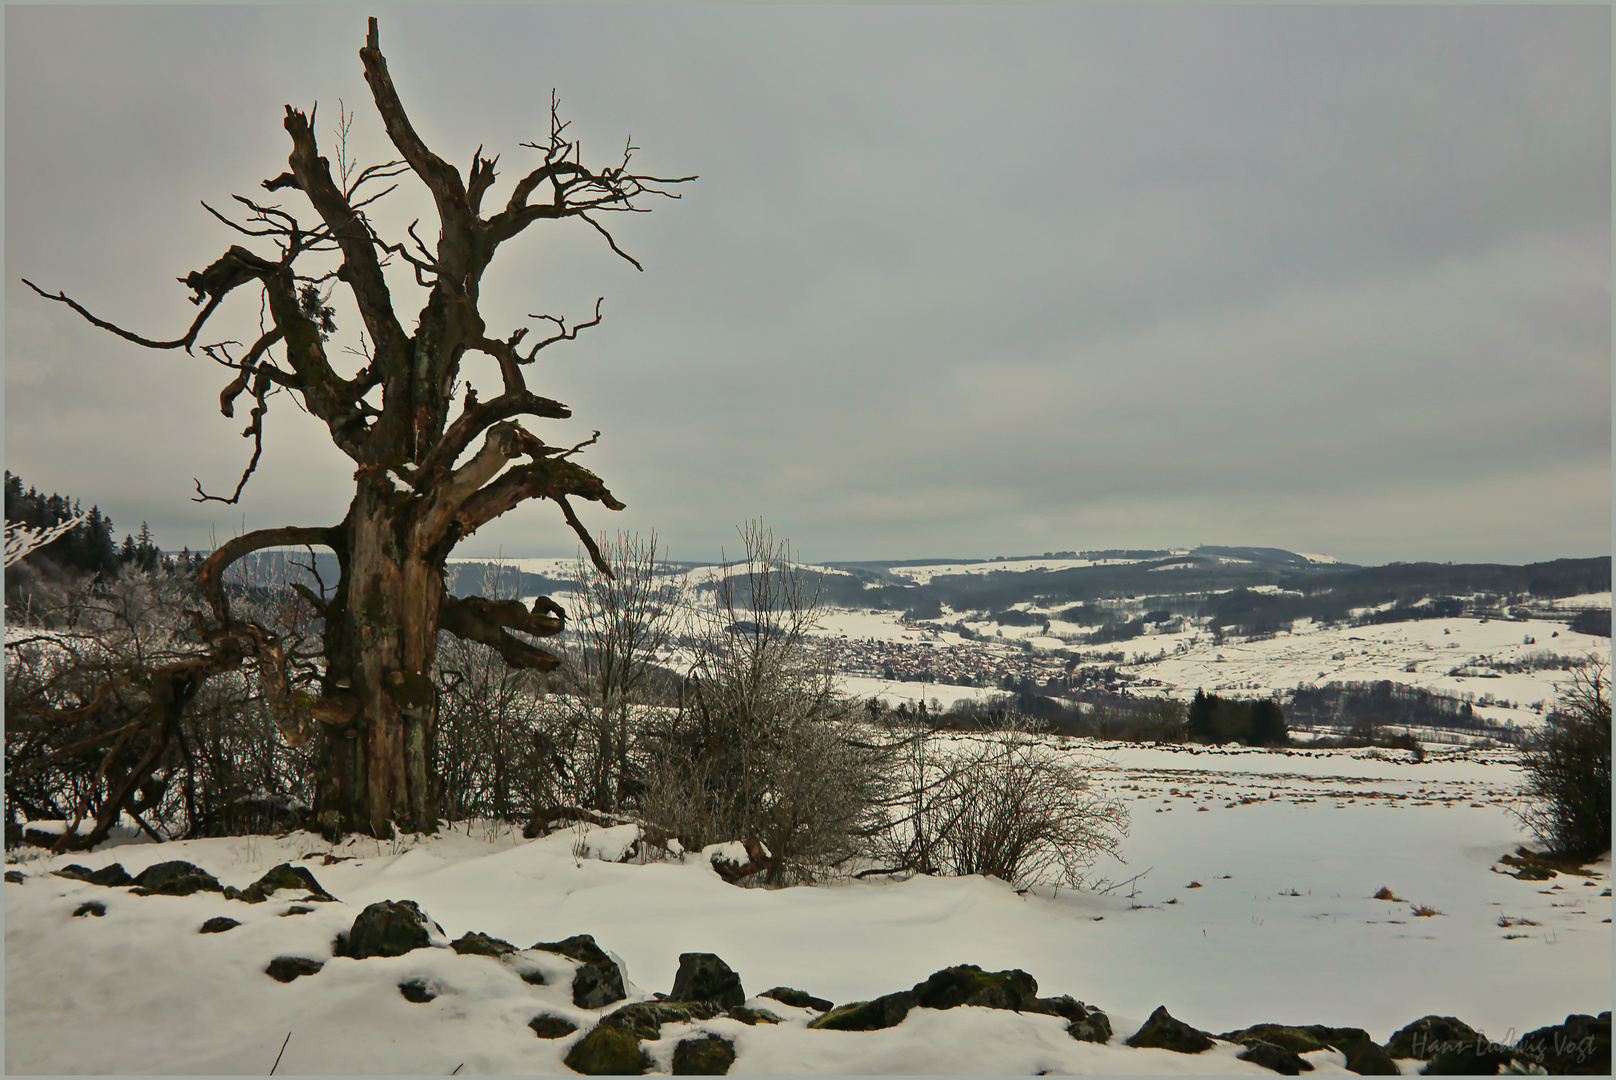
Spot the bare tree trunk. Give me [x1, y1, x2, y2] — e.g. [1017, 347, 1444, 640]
[307, 489, 449, 837]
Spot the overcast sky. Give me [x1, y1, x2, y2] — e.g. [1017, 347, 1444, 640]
[5, 5, 1610, 568]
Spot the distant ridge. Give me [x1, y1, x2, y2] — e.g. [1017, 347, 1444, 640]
[1191, 545, 1351, 569]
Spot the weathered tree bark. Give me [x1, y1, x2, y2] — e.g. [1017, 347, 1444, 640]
[23, 18, 691, 838]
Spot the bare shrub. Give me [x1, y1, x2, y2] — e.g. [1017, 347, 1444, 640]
[639, 522, 889, 884]
[550, 532, 685, 815]
[870, 719, 1128, 889]
[434, 560, 559, 822]
[1517, 661, 1610, 857]
[5, 558, 314, 845]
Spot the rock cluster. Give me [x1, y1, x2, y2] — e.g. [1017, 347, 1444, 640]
[29, 860, 1610, 1076]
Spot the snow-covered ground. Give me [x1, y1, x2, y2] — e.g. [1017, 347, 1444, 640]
[6, 743, 1608, 1075]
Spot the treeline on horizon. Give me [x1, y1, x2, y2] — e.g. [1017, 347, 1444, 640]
[846, 552, 1610, 641]
[908, 677, 1526, 750]
[4, 471, 205, 584]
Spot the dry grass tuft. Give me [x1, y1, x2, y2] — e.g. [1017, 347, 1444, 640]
[1373, 886, 1400, 901]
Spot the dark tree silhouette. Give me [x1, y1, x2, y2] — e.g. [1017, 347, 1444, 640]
[22, 19, 692, 839]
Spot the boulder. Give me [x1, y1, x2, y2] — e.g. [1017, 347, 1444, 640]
[911, 964, 1038, 1011]
[807, 991, 918, 1031]
[1302, 1027, 1398, 1076]
[199, 916, 241, 934]
[452, 931, 517, 958]
[226, 863, 335, 904]
[1385, 1016, 1483, 1061]
[532, 934, 626, 1009]
[1221, 1024, 1396, 1076]
[563, 1024, 651, 1075]
[669, 953, 745, 1008]
[1222, 1025, 1330, 1055]
[279, 906, 315, 917]
[131, 861, 222, 896]
[761, 987, 833, 1012]
[599, 1001, 723, 1042]
[725, 1006, 782, 1026]
[398, 979, 436, 1003]
[1515, 1012, 1610, 1075]
[73, 900, 106, 917]
[1236, 1041, 1315, 1075]
[672, 1034, 737, 1075]
[528, 1015, 579, 1039]
[52, 863, 133, 887]
[571, 959, 625, 1007]
[1421, 1044, 1516, 1075]
[1029, 996, 1113, 1043]
[1124, 1006, 1216, 1054]
[342, 900, 440, 959]
[5, 870, 24, 884]
[265, 956, 324, 982]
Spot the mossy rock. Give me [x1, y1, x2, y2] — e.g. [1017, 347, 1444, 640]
[1516, 1013, 1611, 1075]
[672, 1034, 736, 1075]
[911, 964, 1038, 1011]
[563, 1024, 651, 1075]
[343, 899, 437, 959]
[1222, 1025, 1331, 1055]
[761, 986, 832, 1012]
[132, 861, 223, 896]
[807, 991, 918, 1031]
[1386, 1016, 1482, 1060]
[1124, 1006, 1216, 1053]
[1030, 997, 1114, 1044]
[1421, 1045, 1516, 1074]
[1236, 1041, 1315, 1075]
[533, 933, 615, 968]
[399, 979, 437, 1003]
[600, 1001, 722, 1042]
[1222, 1024, 1395, 1075]
[227, 863, 336, 904]
[199, 916, 241, 934]
[669, 953, 745, 1008]
[52, 863, 133, 888]
[533, 935, 625, 1009]
[1067, 1011, 1114, 1045]
[452, 931, 517, 957]
[265, 956, 324, 982]
[73, 900, 106, 918]
[725, 1006, 782, 1026]
[529, 1015, 579, 1039]
[1301, 1027, 1398, 1075]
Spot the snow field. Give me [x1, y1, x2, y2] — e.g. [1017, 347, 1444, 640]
[6, 744, 1607, 1074]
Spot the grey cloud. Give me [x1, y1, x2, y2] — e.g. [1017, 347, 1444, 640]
[5, 6, 1607, 567]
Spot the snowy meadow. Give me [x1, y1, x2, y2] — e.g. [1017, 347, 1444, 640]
[6, 739, 1609, 1075]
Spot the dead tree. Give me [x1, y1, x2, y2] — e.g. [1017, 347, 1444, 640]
[21, 19, 692, 839]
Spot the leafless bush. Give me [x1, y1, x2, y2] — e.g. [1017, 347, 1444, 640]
[550, 532, 685, 815]
[434, 560, 561, 822]
[1517, 661, 1610, 857]
[5, 558, 316, 845]
[639, 522, 891, 884]
[868, 719, 1128, 889]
